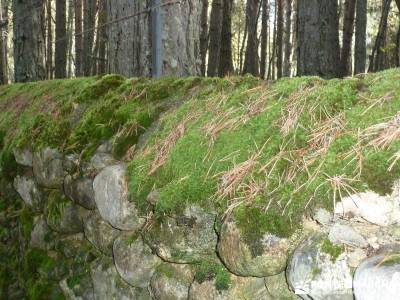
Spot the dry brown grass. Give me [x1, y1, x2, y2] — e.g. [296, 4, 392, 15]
[362, 112, 400, 149]
[324, 174, 359, 211]
[148, 112, 198, 175]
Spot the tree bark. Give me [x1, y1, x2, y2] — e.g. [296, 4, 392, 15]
[45, 0, 53, 79]
[97, 0, 107, 74]
[74, 0, 83, 76]
[369, 0, 392, 72]
[354, 0, 367, 74]
[283, 0, 292, 77]
[55, 0, 67, 78]
[67, 0, 74, 78]
[297, 0, 340, 78]
[0, 0, 8, 84]
[276, 0, 283, 78]
[260, 0, 268, 79]
[340, 0, 356, 77]
[199, 0, 208, 76]
[207, 0, 222, 77]
[13, 0, 46, 82]
[243, 0, 259, 76]
[218, 0, 234, 77]
[82, 0, 96, 76]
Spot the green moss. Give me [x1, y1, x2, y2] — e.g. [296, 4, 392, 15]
[194, 261, 231, 291]
[311, 267, 322, 279]
[382, 254, 400, 267]
[321, 239, 344, 263]
[20, 206, 34, 241]
[46, 190, 69, 225]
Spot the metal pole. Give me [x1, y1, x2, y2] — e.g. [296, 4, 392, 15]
[151, 0, 162, 78]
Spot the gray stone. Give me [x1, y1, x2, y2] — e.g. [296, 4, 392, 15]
[287, 233, 353, 300]
[59, 275, 94, 300]
[14, 174, 44, 211]
[218, 218, 308, 277]
[143, 205, 218, 263]
[354, 253, 400, 300]
[30, 216, 53, 250]
[189, 273, 271, 300]
[83, 212, 120, 256]
[64, 175, 96, 210]
[93, 164, 143, 231]
[63, 154, 79, 174]
[33, 147, 65, 188]
[96, 141, 113, 154]
[13, 148, 33, 167]
[91, 259, 151, 300]
[264, 272, 298, 299]
[46, 191, 85, 234]
[147, 190, 159, 206]
[328, 223, 368, 248]
[150, 263, 194, 300]
[89, 152, 116, 172]
[313, 208, 333, 226]
[113, 234, 161, 288]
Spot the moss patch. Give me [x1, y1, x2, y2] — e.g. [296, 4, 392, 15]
[194, 261, 231, 291]
[321, 239, 344, 263]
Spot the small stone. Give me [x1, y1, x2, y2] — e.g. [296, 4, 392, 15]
[354, 253, 400, 300]
[14, 174, 44, 211]
[328, 223, 368, 248]
[347, 248, 367, 268]
[313, 208, 333, 226]
[64, 175, 96, 210]
[89, 152, 116, 172]
[30, 216, 53, 250]
[113, 234, 161, 288]
[147, 190, 159, 206]
[335, 192, 400, 226]
[33, 147, 65, 188]
[13, 148, 33, 167]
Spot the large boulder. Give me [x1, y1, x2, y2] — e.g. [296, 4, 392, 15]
[189, 272, 271, 300]
[64, 175, 96, 210]
[353, 253, 400, 300]
[217, 218, 309, 277]
[335, 192, 400, 226]
[13, 148, 33, 167]
[33, 147, 65, 188]
[150, 263, 194, 300]
[13, 174, 44, 211]
[143, 205, 218, 263]
[91, 259, 151, 300]
[83, 211, 120, 256]
[286, 233, 353, 300]
[113, 234, 161, 288]
[93, 164, 144, 231]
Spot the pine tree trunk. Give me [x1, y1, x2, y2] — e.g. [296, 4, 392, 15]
[297, 0, 340, 78]
[276, 0, 283, 78]
[83, 0, 96, 76]
[75, 0, 83, 76]
[55, 0, 67, 78]
[354, 0, 367, 74]
[67, 0, 74, 78]
[395, 0, 400, 66]
[260, 0, 268, 79]
[283, 0, 292, 77]
[218, 0, 234, 77]
[243, 0, 259, 76]
[369, 0, 392, 72]
[13, 0, 46, 82]
[45, 0, 53, 79]
[207, 0, 222, 77]
[0, 0, 8, 84]
[97, 0, 107, 74]
[199, 0, 208, 76]
[340, 0, 356, 77]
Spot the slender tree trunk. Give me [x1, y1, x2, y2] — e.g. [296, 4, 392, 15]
[83, 0, 96, 76]
[67, 0, 74, 78]
[75, 0, 83, 76]
[283, 0, 292, 77]
[290, 0, 298, 76]
[395, 0, 400, 66]
[207, 0, 222, 77]
[55, 0, 67, 78]
[98, 0, 107, 74]
[276, 0, 284, 78]
[297, 0, 340, 78]
[199, 0, 208, 76]
[239, 19, 247, 73]
[267, 3, 277, 80]
[340, 0, 356, 77]
[354, 0, 367, 74]
[260, 0, 268, 79]
[45, 0, 53, 79]
[0, 0, 8, 84]
[13, 0, 46, 82]
[218, 0, 234, 76]
[369, 0, 392, 72]
[243, 0, 260, 76]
